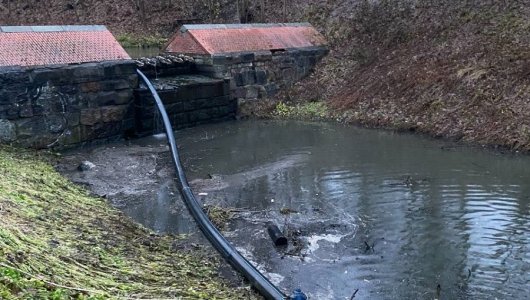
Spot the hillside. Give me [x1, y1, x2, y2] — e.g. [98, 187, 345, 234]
[279, 0, 530, 151]
[1, 0, 529, 150]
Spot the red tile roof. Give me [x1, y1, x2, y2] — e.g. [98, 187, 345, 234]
[164, 23, 326, 55]
[0, 26, 130, 67]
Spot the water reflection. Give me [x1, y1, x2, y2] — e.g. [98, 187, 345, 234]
[169, 120, 530, 299]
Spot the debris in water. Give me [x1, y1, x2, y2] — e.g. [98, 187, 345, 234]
[280, 207, 298, 215]
[350, 288, 359, 299]
[77, 161, 95, 171]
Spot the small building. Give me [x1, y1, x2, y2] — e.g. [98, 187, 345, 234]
[0, 25, 136, 149]
[164, 23, 327, 55]
[163, 23, 328, 103]
[0, 25, 130, 67]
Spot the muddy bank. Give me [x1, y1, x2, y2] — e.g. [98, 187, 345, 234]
[0, 145, 260, 299]
[54, 120, 530, 299]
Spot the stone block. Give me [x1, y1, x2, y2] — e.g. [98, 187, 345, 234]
[182, 99, 196, 112]
[234, 73, 245, 86]
[212, 54, 230, 65]
[233, 87, 247, 99]
[165, 102, 184, 115]
[172, 113, 189, 126]
[255, 69, 268, 85]
[246, 86, 259, 99]
[66, 112, 80, 126]
[80, 108, 102, 126]
[254, 51, 273, 62]
[264, 83, 279, 96]
[217, 104, 237, 116]
[0, 68, 29, 85]
[282, 68, 296, 81]
[240, 52, 255, 63]
[198, 83, 225, 99]
[71, 63, 104, 81]
[61, 126, 81, 145]
[5, 105, 20, 120]
[127, 74, 139, 88]
[101, 61, 137, 77]
[99, 79, 131, 91]
[79, 81, 101, 93]
[100, 105, 128, 123]
[0, 119, 16, 142]
[114, 90, 133, 105]
[46, 114, 67, 134]
[15, 117, 47, 139]
[257, 86, 267, 99]
[212, 95, 231, 107]
[96, 91, 119, 106]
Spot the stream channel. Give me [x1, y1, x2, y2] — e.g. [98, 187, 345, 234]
[58, 120, 530, 300]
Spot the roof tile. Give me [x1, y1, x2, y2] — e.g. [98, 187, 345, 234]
[0, 26, 130, 67]
[165, 23, 326, 55]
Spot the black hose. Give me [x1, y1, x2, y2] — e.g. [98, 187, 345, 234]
[136, 70, 287, 300]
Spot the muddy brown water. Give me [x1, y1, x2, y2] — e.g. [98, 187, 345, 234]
[59, 120, 530, 300]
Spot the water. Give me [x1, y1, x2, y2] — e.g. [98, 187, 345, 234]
[169, 120, 530, 299]
[124, 47, 161, 58]
[62, 120, 530, 299]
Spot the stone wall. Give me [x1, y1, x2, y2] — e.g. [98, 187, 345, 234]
[134, 75, 235, 135]
[193, 47, 328, 104]
[0, 61, 137, 148]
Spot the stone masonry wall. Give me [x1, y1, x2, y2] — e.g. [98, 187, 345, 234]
[0, 61, 137, 149]
[193, 47, 328, 104]
[134, 76, 235, 135]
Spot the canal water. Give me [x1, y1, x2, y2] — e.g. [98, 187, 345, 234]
[124, 47, 161, 58]
[59, 120, 530, 299]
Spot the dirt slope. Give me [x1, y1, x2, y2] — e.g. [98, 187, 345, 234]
[280, 0, 530, 151]
[1, 0, 529, 150]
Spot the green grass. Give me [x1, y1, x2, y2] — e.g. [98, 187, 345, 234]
[0, 146, 258, 299]
[274, 101, 331, 120]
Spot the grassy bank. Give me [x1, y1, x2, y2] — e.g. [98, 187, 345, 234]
[0, 147, 257, 299]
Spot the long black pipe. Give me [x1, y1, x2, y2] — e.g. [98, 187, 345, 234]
[136, 70, 287, 300]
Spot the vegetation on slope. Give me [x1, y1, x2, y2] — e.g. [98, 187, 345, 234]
[276, 0, 530, 151]
[1, 0, 528, 150]
[0, 147, 257, 299]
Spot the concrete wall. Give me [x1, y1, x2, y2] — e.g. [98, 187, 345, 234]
[193, 46, 328, 104]
[0, 61, 137, 148]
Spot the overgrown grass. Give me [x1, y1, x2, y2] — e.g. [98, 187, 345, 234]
[0, 146, 257, 299]
[273, 101, 331, 120]
[116, 33, 168, 48]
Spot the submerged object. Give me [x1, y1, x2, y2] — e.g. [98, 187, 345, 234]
[267, 222, 288, 246]
[291, 288, 307, 300]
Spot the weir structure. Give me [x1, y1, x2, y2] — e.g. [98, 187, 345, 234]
[0, 23, 325, 299]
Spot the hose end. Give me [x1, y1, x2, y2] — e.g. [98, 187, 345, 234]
[290, 288, 307, 300]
